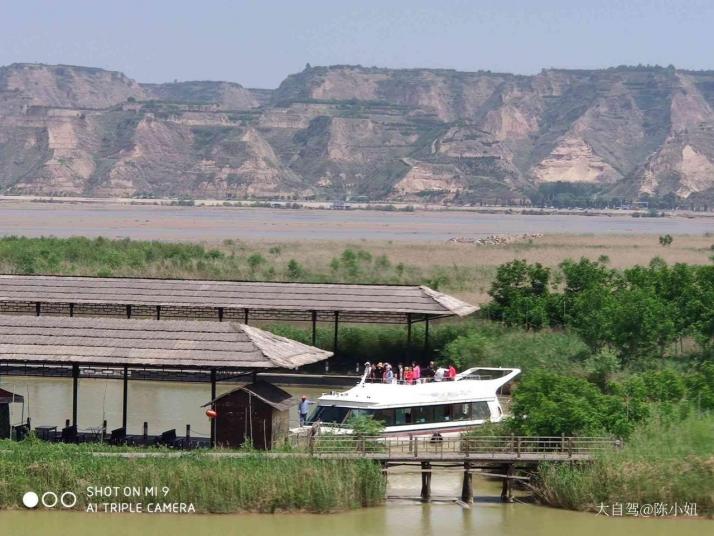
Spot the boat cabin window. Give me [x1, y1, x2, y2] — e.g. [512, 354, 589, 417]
[373, 401, 491, 426]
[306, 405, 350, 425]
[309, 401, 492, 426]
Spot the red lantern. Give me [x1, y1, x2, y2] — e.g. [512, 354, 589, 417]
[206, 408, 217, 419]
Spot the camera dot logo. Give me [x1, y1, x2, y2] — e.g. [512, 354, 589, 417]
[22, 491, 39, 509]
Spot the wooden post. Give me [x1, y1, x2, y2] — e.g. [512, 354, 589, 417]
[143, 422, 148, 443]
[71, 364, 79, 426]
[102, 420, 107, 442]
[311, 310, 317, 346]
[217, 307, 224, 322]
[69, 303, 74, 317]
[185, 424, 191, 446]
[122, 366, 128, 431]
[210, 368, 217, 448]
[420, 461, 431, 502]
[500, 464, 514, 502]
[406, 313, 412, 353]
[333, 311, 339, 351]
[423, 316, 430, 355]
[155, 305, 161, 320]
[461, 461, 473, 504]
[243, 308, 249, 325]
[516, 436, 521, 458]
[126, 304, 132, 319]
[561, 432, 565, 453]
[35, 302, 41, 316]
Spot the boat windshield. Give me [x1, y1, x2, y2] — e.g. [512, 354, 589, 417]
[305, 405, 351, 425]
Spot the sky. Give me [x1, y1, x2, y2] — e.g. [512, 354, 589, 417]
[1, 0, 713, 88]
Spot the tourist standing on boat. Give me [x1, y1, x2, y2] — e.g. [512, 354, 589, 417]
[298, 395, 313, 426]
[363, 361, 372, 380]
[448, 364, 457, 380]
[434, 366, 446, 382]
[422, 361, 435, 381]
[397, 363, 404, 382]
[412, 362, 421, 383]
[405, 366, 414, 384]
[384, 364, 394, 384]
[375, 362, 384, 381]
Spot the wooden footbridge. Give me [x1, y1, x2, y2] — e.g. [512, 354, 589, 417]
[293, 434, 619, 503]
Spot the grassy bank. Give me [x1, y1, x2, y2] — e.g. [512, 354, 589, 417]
[0, 440, 386, 513]
[1, 234, 713, 305]
[535, 412, 714, 516]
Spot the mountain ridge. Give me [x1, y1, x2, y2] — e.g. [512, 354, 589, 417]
[1, 62, 713, 203]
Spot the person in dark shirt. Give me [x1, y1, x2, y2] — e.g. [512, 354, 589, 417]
[422, 361, 435, 381]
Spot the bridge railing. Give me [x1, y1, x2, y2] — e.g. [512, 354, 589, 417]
[292, 434, 619, 458]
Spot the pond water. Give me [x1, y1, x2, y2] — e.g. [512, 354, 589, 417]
[0, 499, 705, 536]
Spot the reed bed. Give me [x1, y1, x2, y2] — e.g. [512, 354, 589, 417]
[535, 411, 714, 515]
[0, 440, 386, 513]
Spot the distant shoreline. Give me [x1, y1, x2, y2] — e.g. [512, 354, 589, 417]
[1, 194, 712, 220]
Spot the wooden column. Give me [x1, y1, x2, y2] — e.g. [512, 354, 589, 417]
[217, 307, 224, 322]
[500, 464, 514, 502]
[210, 368, 217, 448]
[333, 311, 339, 352]
[461, 461, 473, 504]
[121, 366, 129, 431]
[423, 316, 430, 355]
[311, 310, 317, 346]
[420, 461, 432, 502]
[71, 364, 79, 426]
[406, 313, 412, 353]
[243, 308, 249, 324]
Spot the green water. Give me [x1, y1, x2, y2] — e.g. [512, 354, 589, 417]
[0, 502, 706, 536]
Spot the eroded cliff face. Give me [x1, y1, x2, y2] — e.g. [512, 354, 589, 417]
[1, 63, 714, 201]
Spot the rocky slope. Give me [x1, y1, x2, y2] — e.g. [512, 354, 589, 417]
[1, 62, 713, 201]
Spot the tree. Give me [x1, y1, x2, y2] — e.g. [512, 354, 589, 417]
[510, 371, 645, 438]
[659, 234, 673, 246]
[486, 260, 552, 329]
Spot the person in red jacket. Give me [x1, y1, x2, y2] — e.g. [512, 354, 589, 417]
[447, 364, 457, 380]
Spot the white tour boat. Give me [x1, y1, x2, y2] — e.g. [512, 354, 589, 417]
[297, 367, 520, 437]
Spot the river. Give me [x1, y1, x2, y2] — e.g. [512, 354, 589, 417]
[0, 376, 709, 534]
[0, 201, 711, 242]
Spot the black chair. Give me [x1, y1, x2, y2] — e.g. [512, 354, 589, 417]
[61, 425, 78, 443]
[155, 428, 177, 447]
[109, 427, 126, 445]
[12, 424, 30, 441]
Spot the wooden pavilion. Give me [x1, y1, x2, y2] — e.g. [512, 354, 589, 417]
[0, 315, 331, 446]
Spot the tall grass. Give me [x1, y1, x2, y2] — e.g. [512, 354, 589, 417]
[536, 410, 714, 515]
[0, 440, 386, 513]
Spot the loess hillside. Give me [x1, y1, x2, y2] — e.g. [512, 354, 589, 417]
[1, 62, 714, 201]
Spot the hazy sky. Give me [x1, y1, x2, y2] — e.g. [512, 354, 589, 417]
[1, 0, 713, 88]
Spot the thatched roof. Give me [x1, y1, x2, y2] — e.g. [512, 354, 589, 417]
[0, 316, 332, 370]
[0, 275, 478, 323]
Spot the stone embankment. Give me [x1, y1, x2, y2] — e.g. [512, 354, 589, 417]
[448, 233, 544, 245]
